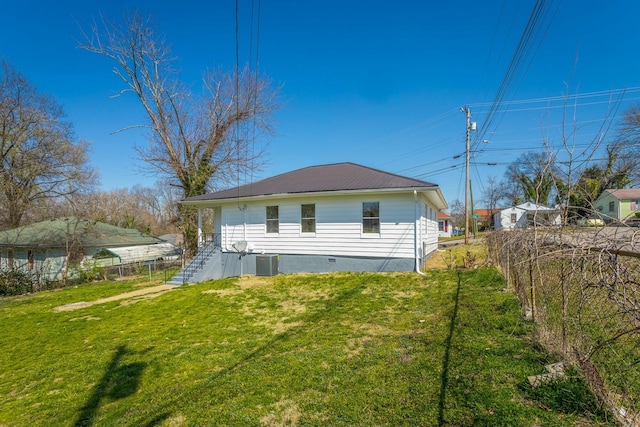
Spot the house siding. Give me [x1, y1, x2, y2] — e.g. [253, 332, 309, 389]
[622, 198, 640, 220]
[595, 191, 619, 221]
[595, 191, 640, 222]
[0, 247, 68, 282]
[215, 192, 435, 261]
[494, 207, 533, 230]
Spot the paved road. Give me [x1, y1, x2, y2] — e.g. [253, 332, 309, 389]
[438, 237, 483, 248]
[564, 226, 640, 255]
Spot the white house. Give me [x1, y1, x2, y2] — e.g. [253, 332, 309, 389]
[438, 212, 453, 238]
[493, 202, 562, 230]
[176, 163, 448, 282]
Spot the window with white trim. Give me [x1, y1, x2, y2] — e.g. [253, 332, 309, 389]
[363, 202, 380, 233]
[301, 204, 316, 233]
[266, 206, 279, 233]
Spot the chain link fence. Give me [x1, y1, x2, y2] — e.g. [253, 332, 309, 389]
[487, 228, 640, 426]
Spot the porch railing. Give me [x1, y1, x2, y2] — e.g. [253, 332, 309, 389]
[199, 233, 221, 248]
[180, 245, 217, 284]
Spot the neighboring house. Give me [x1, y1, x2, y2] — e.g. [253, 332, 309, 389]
[177, 162, 448, 282]
[473, 209, 497, 231]
[438, 212, 452, 238]
[493, 202, 562, 230]
[593, 188, 640, 223]
[0, 217, 179, 282]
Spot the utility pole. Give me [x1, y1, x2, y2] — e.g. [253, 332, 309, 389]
[464, 106, 471, 244]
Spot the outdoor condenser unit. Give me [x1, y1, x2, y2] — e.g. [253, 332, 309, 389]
[256, 254, 279, 276]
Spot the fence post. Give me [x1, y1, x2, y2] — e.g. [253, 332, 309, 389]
[505, 245, 510, 291]
[561, 256, 568, 354]
[529, 251, 536, 322]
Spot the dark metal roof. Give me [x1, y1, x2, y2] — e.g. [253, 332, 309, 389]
[0, 217, 163, 248]
[183, 162, 439, 202]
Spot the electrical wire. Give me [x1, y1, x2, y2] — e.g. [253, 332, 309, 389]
[473, 0, 560, 152]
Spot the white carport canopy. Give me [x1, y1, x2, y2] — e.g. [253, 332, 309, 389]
[95, 242, 181, 265]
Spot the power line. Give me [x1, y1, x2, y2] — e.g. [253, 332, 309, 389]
[470, 86, 640, 109]
[473, 0, 559, 152]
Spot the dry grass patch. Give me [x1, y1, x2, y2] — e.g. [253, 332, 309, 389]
[201, 288, 243, 296]
[425, 241, 488, 269]
[344, 336, 372, 358]
[237, 275, 276, 289]
[259, 398, 302, 427]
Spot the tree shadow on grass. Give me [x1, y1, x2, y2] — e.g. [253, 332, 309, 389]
[74, 345, 153, 427]
[438, 270, 462, 426]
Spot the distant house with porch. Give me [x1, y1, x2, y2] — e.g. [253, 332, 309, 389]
[175, 163, 448, 283]
[493, 202, 562, 230]
[438, 212, 452, 238]
[0, 217, 179, 283]
[593, 188, 640, 223]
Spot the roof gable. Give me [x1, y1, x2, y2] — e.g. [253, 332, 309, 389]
[0, 217, 163, 248]
[473, 209, 495, 216]
[183, 163, 438, 202]
[515, 202, 555, 211]
[602, 188, 640, 200]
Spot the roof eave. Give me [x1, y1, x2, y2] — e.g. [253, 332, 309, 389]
[180, 186, 445, 206]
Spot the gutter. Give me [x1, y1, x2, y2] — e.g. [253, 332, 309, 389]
[180, 186, 445, 207]
[414, 190, 425, 276]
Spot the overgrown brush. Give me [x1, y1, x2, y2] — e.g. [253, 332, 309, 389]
[0, 268, 43, 296]
[488, 229, 640, 426]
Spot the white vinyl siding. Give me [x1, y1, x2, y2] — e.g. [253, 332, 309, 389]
[218, 192, 438, 259]
[496, 208, 525, 230]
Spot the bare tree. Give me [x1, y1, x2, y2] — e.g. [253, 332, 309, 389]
[505, 151, 557, 206]
[448, 199, 465, 230]
[483, 174, 508, 206]
[49, 183, 181, 237]
[552, 85, 626, 224]
[78, 11, 280, 253]
[612, 103, 640, 186]
[0, 61, 97, 229]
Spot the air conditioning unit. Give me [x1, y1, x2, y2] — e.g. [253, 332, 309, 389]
[256, 254, 279, 276]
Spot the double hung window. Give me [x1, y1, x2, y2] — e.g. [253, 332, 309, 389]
[362, 202, 380, 234]
[301, 204, 316, 233]
[266, 206, 279, 233]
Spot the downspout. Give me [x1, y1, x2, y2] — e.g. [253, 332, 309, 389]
[242, 204, 247, 242]
[414, 190, 425, 276]
[197, 208, 203, 248]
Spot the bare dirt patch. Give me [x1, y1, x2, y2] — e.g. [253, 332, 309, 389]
[53, 284, 175, 312]
[69, 315, 102, 321]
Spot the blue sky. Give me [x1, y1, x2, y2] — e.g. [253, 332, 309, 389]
[2, 1, 640, 207]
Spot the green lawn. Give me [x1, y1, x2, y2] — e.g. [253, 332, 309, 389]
[0, 270, 614, 426]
